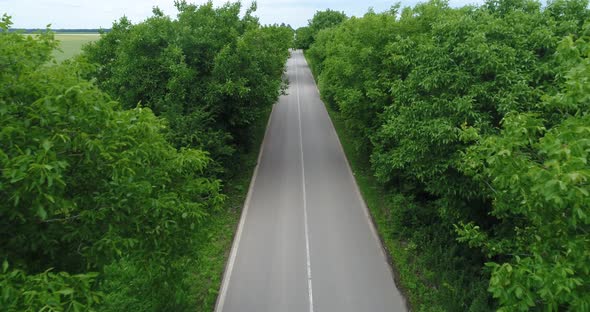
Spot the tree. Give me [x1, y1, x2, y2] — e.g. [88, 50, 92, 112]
[83, 2, 291, 176]
[458, 30, 590, 311]
[305, 0, 590, 310]
[294, 26, 313, 49]
[308, 9, 348, 40]
[1, 13, 224, 311]
[294, 10, 347, 49]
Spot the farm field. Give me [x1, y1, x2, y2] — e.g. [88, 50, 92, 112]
[53, 33, 100, 62]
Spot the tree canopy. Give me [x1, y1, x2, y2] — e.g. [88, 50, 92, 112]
[0, 2, 291, 310]
[294, 9, 347, 49]
[306, 0, 590, 310]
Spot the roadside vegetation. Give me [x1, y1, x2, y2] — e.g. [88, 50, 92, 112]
[302, 0, 590, 311]
[0, 1, 292, 310]
[3, 0, 589, 311]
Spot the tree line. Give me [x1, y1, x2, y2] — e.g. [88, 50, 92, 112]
[9, 29, 105, 33]
[0, 2, 292, 311]
[302, 0, 590, 310]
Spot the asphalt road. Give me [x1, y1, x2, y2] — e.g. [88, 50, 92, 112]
[215, 50, 407, 312]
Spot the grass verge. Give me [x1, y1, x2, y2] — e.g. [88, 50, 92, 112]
[189, 106, 273, 311]
[323, 100, 427, 310]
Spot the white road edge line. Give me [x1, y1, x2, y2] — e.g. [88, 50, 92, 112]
[296, 51, 315, 312]
[214, 101, 276, 312]
[301, 56, 397, 279]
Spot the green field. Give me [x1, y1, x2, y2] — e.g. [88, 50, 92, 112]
[53, 33, 100, 62]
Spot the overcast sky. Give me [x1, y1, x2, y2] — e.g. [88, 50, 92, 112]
[2, 0, 484, 29]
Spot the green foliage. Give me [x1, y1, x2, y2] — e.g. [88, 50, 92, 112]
[308, 9, 348, 34]
[307, 10, 398, 154]
[307, 0, 590, 310]
[82, 2, 291, 174]
[1, 261, 101, 312]
[294, 9, 347, 49]
[322, 88, 493, 312]
[458, 31, 590, 311]
[294, 26, 313, 49]
[1, 4, 290, 309]
[210, 25, 291, 148]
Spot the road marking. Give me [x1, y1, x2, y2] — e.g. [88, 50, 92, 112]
[295, 51, 315, 312]
[214, 101, 276, 312]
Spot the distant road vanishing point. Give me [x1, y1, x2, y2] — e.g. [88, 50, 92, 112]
[215, 50, 408, 312]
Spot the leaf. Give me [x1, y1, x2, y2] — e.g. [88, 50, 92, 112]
[38, 206, 48, 220]
[42, 140, 52, 152]
[57, 288, 74, 295]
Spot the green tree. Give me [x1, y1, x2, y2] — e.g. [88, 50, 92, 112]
[308, 9, 348, 40]
[1, 13, 224, 311]
[83, 2, 291, 175]
[306, 0, 590, 310]
[295, 26, 313, 49]
[457, 29, 590, 311]
[295, 10, 347, 50]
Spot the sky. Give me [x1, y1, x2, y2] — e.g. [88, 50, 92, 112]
[1, 0, 484, 29]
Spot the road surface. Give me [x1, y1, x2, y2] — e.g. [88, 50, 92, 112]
[215, 50, 407, 312]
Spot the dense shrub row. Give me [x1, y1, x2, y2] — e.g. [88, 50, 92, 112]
[1, 2, 291, 310]
[83, 2, 292, 175]
[304, 0, 590, 310]
[294, 9, 347, 50]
